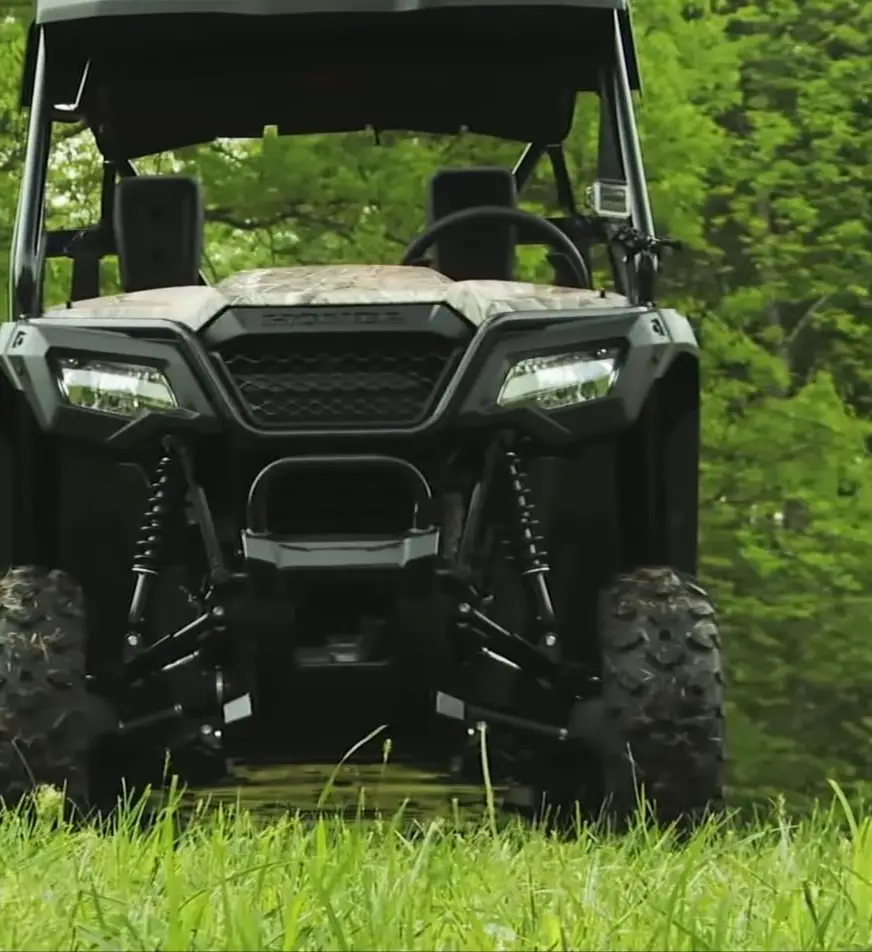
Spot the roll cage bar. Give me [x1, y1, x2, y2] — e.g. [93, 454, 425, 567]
[10, 14, 661, 321]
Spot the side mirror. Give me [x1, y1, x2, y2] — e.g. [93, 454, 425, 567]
[586, 180, 631, 220]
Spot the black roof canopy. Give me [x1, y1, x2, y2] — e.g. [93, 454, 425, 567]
[26, 0, 641, 158]
[34, 0, 631, 24]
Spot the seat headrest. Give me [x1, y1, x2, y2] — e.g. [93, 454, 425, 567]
[427, 167, 517, 281]
[114, 176, 203, 293]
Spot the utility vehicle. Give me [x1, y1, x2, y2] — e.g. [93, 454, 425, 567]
[0, 0, 725, 824]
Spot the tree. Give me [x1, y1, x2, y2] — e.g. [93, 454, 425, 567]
[709, 0, 872, 412]
[700, 317, 872, 807]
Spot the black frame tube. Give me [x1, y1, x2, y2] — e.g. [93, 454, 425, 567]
[10, 27, 51, 321]
[609, 10, 655, 238]
[545, 145, 577, 216]
[246, 454, 434, 536]
[512, 143, 544, 191]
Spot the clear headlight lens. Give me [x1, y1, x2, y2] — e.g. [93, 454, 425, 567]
[56, 358, 178, 416]
[497, 348, 621, 411]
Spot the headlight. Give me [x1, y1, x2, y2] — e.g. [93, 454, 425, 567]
[497, 348, 621, 411]
[55, 357, 178, 416]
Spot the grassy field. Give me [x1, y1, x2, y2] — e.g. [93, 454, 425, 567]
[1, 785, 871, 950]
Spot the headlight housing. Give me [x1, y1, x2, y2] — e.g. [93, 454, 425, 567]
[497, 347, 621, 411]
[55, 357, 178, 416]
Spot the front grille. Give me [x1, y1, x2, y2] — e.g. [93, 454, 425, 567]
[214, 332, 463, 427]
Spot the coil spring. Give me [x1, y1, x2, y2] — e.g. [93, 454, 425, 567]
[504, 449, 549, 576]
[132, 449, 184, 577]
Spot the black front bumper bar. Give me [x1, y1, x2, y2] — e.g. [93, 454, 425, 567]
[242, 454, 441, 576]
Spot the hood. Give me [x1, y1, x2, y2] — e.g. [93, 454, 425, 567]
[42, 265, 632, 330]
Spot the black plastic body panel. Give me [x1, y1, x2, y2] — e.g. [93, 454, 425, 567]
[0, 304, 699, 449]
[0, 320, 221, 448]
[204, 301, 471, 345]
[205, 303, 473, 431]
[0, 301, 702, 683]
[242, 532, 441, 576]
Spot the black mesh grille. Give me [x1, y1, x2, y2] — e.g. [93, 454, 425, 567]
[214, 332, 462, 427]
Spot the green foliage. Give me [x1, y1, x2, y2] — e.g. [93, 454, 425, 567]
[700, 319, 872, 806]
[0, 0, 871, 808]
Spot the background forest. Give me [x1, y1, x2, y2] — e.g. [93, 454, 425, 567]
[1, 0, 871, 810]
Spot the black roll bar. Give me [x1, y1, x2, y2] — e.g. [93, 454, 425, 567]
[10, 27, 51, 321]
[609, 9, 655, 239]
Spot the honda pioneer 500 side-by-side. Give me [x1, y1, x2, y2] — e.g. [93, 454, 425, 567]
[0, 0, 725, 825]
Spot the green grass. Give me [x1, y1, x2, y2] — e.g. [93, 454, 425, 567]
[1, 785, 872, 950]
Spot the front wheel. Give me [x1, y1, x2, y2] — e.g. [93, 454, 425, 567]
[0, 567, 116, 813]
[593, 566, 726, 827]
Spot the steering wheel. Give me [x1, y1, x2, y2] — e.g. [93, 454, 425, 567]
[400, 205, 592, 289]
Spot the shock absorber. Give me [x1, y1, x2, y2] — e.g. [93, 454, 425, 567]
[503, 447, 561, 660]
[126, 442, 186, 655]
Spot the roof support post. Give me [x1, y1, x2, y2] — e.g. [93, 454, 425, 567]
[10, 27, 52, 321]
[608, 9, 654, 239]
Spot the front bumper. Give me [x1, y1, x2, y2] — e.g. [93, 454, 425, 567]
[0, 302, 698, 449]
[241, 453, 441, 578]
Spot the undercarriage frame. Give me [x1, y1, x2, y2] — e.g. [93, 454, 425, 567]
[101, 432, 607, 786]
